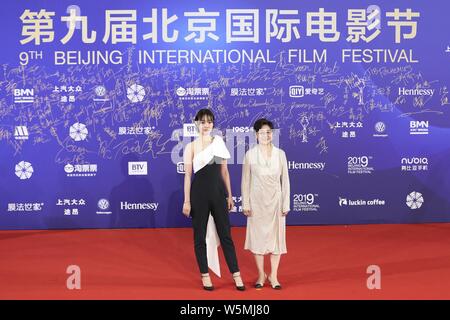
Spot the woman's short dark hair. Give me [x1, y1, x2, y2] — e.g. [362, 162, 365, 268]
[253, 118, 274, 132]
[195, 108, 215, 123]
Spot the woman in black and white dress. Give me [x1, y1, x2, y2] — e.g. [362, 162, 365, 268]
[182, 109, 245, 291]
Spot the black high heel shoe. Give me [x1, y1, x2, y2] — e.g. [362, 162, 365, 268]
[254, 273, 267, 289]
[232, 273, 246, 291]
[268, 275, 282, 290]
[201, 274, 214, 291]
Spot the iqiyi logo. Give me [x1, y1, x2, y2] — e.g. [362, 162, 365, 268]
[177, 162, 185, 174]
[289, 85, 304, 98]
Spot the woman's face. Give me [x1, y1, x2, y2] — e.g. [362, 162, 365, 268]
[256, 124, 273, 145]
[197, 115, 214, 136]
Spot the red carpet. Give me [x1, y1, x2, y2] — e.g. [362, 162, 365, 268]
[1, 223, 450, 300]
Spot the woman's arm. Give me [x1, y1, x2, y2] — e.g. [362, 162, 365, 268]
[183, 143, 193, 217]
[281, 150, 290, 215]
[221, 160, 234, 210]
[241, 152, 252, 216]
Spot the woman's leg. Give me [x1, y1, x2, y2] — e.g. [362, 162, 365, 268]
[269, 254, 281, 286]
[210, 197, 239, 274]
[191, 201, 210, 275]
[191, 201, 214, 289]
[254, 254, 265, 284]
[210, 197, 245, 288]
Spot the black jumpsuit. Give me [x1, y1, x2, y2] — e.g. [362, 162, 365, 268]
[190, 156, 240, 274]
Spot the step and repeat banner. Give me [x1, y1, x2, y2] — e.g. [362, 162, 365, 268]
[0, 0, 449, 230]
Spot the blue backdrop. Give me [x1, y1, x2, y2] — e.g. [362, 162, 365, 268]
[1, 0, 449, 230]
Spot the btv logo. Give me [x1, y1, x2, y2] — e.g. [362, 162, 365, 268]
[183, 123, 198, 137]
[128, 162, 147, 175]
[289, 85, 304, 98]
[14, 126, 29, 140]
[14, 89, 34, 103]
[339, 197, 348, 206]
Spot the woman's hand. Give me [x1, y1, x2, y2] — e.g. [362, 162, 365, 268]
[243, 209, 253, 217]
[227, 197, 234, 211]
[182, 202, 191, 217]
[281, 211, 289, 216]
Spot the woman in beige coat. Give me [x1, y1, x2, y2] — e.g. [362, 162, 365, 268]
[241, 118, 290, 289]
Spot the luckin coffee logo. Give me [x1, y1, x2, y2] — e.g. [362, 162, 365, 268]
[339, 197, 385, 206]
[120, 202, 159, 211]
[128, 162, 148, 175]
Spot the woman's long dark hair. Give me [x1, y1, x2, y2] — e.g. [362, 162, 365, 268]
[195, 108, 215, 123]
